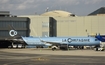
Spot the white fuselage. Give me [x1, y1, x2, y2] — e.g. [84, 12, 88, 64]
[22, 37, 100, 46]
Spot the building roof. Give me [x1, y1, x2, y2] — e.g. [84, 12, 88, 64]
[0, 11, 10, 17]
[41, 10, 76, 17]
[88, 7, 105, 16]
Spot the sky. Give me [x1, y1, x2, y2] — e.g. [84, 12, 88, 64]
[0, 0, 105, 16]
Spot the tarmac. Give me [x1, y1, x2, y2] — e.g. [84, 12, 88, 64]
[0, 48, 105, 65]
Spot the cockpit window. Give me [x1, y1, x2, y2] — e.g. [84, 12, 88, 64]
[95, 39, 98, 41]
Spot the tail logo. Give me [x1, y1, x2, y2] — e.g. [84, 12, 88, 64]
[9, 30, 17, 37]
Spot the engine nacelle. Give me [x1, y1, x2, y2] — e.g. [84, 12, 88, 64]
[60, 44, 68, 50]
[51, 44, 69, 50]
[51, 46, 58, 51]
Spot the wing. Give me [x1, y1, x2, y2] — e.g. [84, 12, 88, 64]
[40, 40, 68, 45]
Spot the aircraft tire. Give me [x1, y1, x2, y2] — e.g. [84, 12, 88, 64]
[23, 45, 26, 48]
[52, 48, 56, 51]
[80, 46, 84, 49]
[95, 48, 98, 51]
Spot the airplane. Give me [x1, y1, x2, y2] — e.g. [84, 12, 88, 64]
[3, 27, 102, 51]
[22, 36, 101, 50]
[1, 25, 102, 51]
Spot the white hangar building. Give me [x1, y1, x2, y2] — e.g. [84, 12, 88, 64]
[19, 7, 105, 37]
